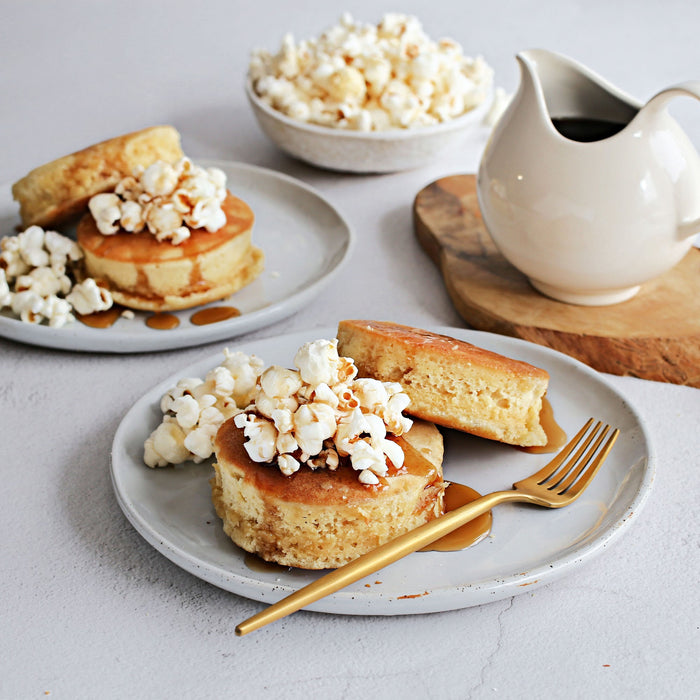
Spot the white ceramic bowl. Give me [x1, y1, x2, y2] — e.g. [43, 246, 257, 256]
[245, 80, 492, 173]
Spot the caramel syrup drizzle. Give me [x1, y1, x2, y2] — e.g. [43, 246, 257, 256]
[79, 304, 241, 330]
[146, 312, 180, 330]
[190, 306, 240, 326]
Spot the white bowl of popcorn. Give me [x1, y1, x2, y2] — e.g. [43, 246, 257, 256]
[246, 13, 494, 173]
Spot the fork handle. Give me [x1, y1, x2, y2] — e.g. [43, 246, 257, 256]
[235, 489, 518, 635]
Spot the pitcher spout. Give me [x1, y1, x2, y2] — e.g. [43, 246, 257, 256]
[515, 49, 640, 126]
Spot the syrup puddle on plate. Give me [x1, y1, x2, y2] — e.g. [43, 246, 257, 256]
[77, 306, 124, 329]
[421, 482, 493, 551]
[78, 304, 241, 331]
[146, 312, 180, 330]
[190, 306, 240, 325]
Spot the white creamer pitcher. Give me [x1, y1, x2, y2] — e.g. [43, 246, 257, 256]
[477, 48, 700, 305]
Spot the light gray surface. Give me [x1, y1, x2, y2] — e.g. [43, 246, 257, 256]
[1, 1, 698, 698]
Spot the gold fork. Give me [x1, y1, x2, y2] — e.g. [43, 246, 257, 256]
[236, 418, 619, 636]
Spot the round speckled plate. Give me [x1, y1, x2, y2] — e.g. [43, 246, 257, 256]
[0, 162, 353, 353]
[110, 326, 653, 615]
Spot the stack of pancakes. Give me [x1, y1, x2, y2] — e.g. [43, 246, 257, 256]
[11, 126, 263, 311]
[212, 418, 445, 570]
[212, 321, 550, 569]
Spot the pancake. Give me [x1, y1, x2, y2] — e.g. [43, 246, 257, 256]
[76, 191, 264, 311]
[336, 320, 549, 446]
[12, 126, 183, 228]
[211, 418, 445, 569]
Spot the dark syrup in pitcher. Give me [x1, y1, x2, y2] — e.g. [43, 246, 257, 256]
[552, 116, 628, 142]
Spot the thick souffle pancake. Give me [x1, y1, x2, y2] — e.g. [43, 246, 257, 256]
[12, 126, 183, 228]
[211, 418, 445, 570]
[336, 320, 549, 447]
[76, 192, 263, 311]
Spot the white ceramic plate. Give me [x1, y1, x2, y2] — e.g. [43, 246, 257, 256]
[0, 162, 353, 352]
[110, 326, 654, 615]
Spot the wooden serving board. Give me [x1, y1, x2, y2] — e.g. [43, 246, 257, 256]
[414, 174, 700, 387]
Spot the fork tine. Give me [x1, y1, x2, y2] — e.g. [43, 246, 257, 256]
[554, 424, 611, 493]
[539, 420, 604, 488]
[530, 418, 595, 483]
[565, 427, 620, 498]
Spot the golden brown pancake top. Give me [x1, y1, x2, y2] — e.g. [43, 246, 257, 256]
[76, 191, 254, 263]
[338, 319, 550, 382]
[214, 417, 440, 507]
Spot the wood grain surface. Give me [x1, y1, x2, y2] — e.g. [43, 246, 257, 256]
[413, 173, 700, 387]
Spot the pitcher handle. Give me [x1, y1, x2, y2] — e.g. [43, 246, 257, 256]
[644, 80, 700, 112]
[643, 80, 700, 241]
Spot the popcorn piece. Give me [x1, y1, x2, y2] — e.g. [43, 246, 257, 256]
[7, 289, 72, 328]
[44, 229, 82, 274]
[358, 469, 380, 485]
[220, 349, 266, 406]
[88, 158, 228, 245]
[144, 420, 191, 467]
[42, 295, 73, 328]
[184, 404, 226, 460]
[250, 13, 493, 131]
[277, 453, 300, 476]
[87, 194, 122, 235]
[0, 269, 12, 308]
[14, 266, 71, 297]
[11, 290, 45, 324]
[65, 278, 113, 316]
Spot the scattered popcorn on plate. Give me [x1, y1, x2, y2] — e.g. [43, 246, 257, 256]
[144, 349, 265, 467]
[249, 12, 493, 132]
[144, 339, 414, 485]
[0, 225, 113, 327]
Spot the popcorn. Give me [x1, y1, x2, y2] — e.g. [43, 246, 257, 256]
[14, 266, 71, 297]
[0, 269, 12, 307]
[143, 339, 414, 484]
[41, 295, 73, 328]
[65, 278, 112, 315]
[250, 13, 493, 131]
[144, 421, 190, 467]
[11, 290, 45, 324]
[10, 290, 73, 327]
[88, 158, 228, 245]
[143, 351, 265, 468]
[232, 338, 413, 483]
[87, 193, 121, 235]
[0, 226, 113, 327]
